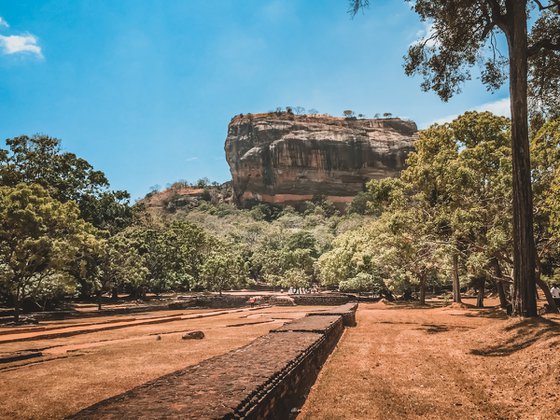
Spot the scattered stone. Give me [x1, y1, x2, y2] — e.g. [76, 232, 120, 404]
[182, 331, 204, 340]
[155, 335, 162, 341]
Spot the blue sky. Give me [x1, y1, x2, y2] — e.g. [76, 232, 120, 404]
[0, 0, 510, 200]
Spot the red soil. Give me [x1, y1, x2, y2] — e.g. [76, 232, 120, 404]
[299, 298, 560, 420]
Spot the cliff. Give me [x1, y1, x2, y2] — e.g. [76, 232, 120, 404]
[224, 113, 417, 208]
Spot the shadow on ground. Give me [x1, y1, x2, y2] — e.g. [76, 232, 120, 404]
[471, 317, 560, 356]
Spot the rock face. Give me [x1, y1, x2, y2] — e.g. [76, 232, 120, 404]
[225, 113, 417, 208]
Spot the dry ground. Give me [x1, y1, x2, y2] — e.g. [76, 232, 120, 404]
[0, 305, 329, 420]
[299, 297, 560, 420]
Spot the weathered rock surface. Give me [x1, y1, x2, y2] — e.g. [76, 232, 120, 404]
[182, 330, 205, 340]
[225, 112, 417, 208]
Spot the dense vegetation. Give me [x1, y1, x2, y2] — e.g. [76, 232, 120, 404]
[349, 0, 560, 317]
[1, 111, 559, 321]
[324, 112, 560, 311]
[0, 134, 363, 320]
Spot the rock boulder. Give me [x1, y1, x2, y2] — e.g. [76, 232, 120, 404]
[224, 112, 417, 209]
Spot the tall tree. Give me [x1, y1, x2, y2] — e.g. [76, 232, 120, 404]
[200, 245, 247, 295]
[0, 184, 100, 321]
[0, 135, 132, 233]
[349, 0, 560, 316]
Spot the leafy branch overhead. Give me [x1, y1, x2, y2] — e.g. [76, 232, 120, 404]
[350, 0, 560, 115]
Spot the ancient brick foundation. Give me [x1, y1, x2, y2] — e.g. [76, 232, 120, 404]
[70, 304, 357, 420]
[168, 295, 250, 309]
[291, 294, 350, 306]
[169, 294, 353, 310]
[307, 302, 358, 327]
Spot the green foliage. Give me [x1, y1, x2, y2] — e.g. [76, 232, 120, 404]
[200, 245, 247, 294]
[319, 112, 527, 300]
[275, 268, 311, 289]
[339, 272, 384, 293]
[531, 119, 560, 272]
[305, 195, 339, 217]
[348, 1, 559, 110]
[0, 135, 132, 233]
[348, 0, 560, 315]
[7, 113, 559, 314]
[249, 203, 283, 222]
[0, 183, 101, 319]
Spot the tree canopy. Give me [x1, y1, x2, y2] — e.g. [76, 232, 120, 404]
[0, 135, 132, 233]
[0, 183, 101, 320]
[348, 0, 560, 316]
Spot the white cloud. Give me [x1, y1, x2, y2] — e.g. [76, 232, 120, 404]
[477, 97, 511, 116]
[0, 33, 42, 57]
[185, 157, 199, 162]
[0, 18, 43, 58]
[422, 98, 511, 128]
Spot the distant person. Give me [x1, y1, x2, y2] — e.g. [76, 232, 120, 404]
[551, 284, 560, 307]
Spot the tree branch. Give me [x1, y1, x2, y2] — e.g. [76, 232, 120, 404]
[485, 0, 508, 31]
[528, 37, 560, 56]
[532, 0, 560, 12]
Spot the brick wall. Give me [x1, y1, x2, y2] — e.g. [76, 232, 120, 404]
[70, 304, 357, 420]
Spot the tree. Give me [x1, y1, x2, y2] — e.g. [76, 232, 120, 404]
[451, 113, 514, 309]
[276, 268, 312, 289]
[334, 112, 523, 306]
[343, 110, 355, 118]
[200, 246, 247, 295]
[349, 0, 560, 316]
[339, 272, 385, 294]
[0, 184, 100, 321]
[317, 213, 437, 302]
[98, 231, 149, 300]
[293, 106, 306, 115]
[0, 135, 132, 234]
[531, 118, 560, 311]
[397, 122, 462, 303]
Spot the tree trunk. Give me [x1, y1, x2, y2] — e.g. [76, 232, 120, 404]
[452, 252, 462, 303]
[382, 288, 395, 302]
[491, 257, 509, 309]
[419, 273, 426, 306]
[476, 278, 485, 308]
[14, 286, 21, 323]
[14, 292, 20, 323]
[497, 280, 508, 309]
[506, 0, 538, 317]
[535, 269, 558, 313]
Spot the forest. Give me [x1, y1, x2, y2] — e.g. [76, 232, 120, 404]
[1, 111, 559, 321]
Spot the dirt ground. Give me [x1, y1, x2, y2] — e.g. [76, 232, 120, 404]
[299, 297, 560, 420]
[0, 305, 329, 420]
